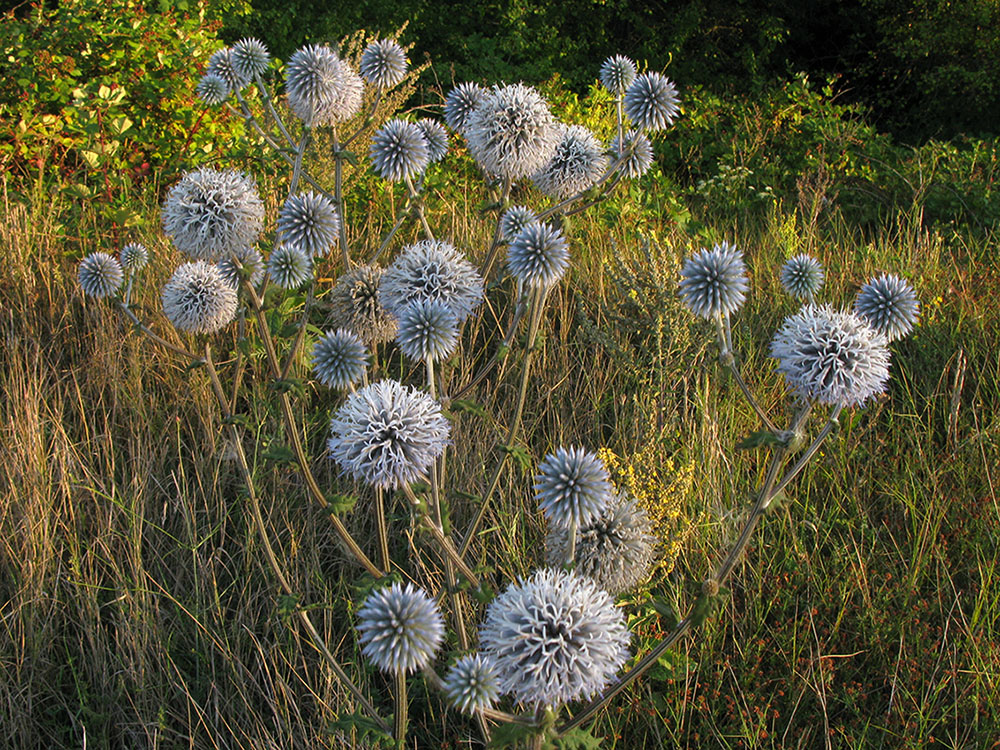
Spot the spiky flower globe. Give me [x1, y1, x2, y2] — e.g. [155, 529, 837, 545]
[771, 304, 891, 408]
[417, 119, 449, 163]
[231, 37, 270, 80]
[78, 252, 124, 298]
[610, 129, 654, 178]
[600, 55, 637, 96]
[207, 47, 247, 91]
[479, 568, 631, 708]
[359, 38, 408, 88]
[379, 240, 484, 323]
[119, 243, 149, 272]
[278, 192, 340, 256]
[161, 261, 238, 334]
[546, 492, 657, 595]
[396, 299, 459, 362]
[312, 328, 368, 389]
[624, 71, 680, 132]
[507, 221, 570, 290]
[217, 246, 264, 288]
[285, 44, 363, 127]
[443, 82, 487, 133]
[780, 254, 824, 301]
[464, 83, 560, 181]
[500, 205, 537, 242]
[196, 73, 229, 105]
[535, 446, 614, 530]
[328, 379, 450, 489]
[443, 655, 500, 715]
[267, 245, 312, 289]
[854, 273, 919, 342]
[161, 168, 264, 262]
[356, 582, 444, 674]
[370, 119, 430, 182]
[531, 124, 608, 199]
[678, 241, 749, 320]
[329, 264, 397, 345]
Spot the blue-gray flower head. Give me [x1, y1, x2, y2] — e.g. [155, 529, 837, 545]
[196, 73, 229, 105]
[535, 446, 613, 530]
[479, 568, 631, 708]
[231, 37, 270, 80]
[278, 191, 340, 256]
[500, 205, 537, 242]
[267, 245, 312, 289]
[531, 124, 608, 199]
[328, 379, 450, 489]
[780, 254, 824, 301]
[285, 44, 363, 127]
[443, 82, 487, 133]
[329, 264, 398, 345]
[417, 118, 449, 163]
[600, 55, 637, 96]
[161, 261, 238, 334]
[161, 168, 264, 262]
[312, 328, 368, 389]
[370, 119, 430, 182]
[356, 582, 444, 674]
[396, 299, 459, 363]
[359, 38, 408, 88]
[507, 221, 570, 290]
[465, 83, 560, 181]
[379, 240, 484, 323]
[217, 246, 264, 288]
[207, 47, 248, 91]
[770, 304, 891, 408]
[546, 491, 657, 595]
[678, 241, 748, 319]
[610, 129, 654, 178]
[624, 72, 680, 131]
[443, 654, 500, 715]
[78, 252, 124, 298]
[119, 243, 149, 272]
[855, 273, 919, 342]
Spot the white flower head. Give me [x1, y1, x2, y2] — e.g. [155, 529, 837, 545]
[531, 124, 608, 199]
[359, 38, 408, 88]
[217, 246, 264, 288]
[78, 252, 124, 298]
[506, 221, 570, 290]
[161, 261, 238, 334]
[600, 55, 637, 96]
[678, 241, 749, 319]
[417, 118, 449, 163]
[231, 37, 270, 80]
[379, 240, 484, 323]
[624, 72, 680, 131]
[395, 299, 459, 363]
[207, 47, 248, 91]
[267, 245, 312, 289]
[443, 82, 487, 133]
[278, 191, 340, 256]
[370, 119, 430, 182]
[285, 44, 363, 127]
[535, 446, 614, 529]
[854, 273, 919, 342]
[780, 254, 824, 301]
[610, 129, 654, 178]
[357, 582, 444, 674]
[329, 264, 398, 345]
[312, 328, 368, 389]
[443, 654, 499, 715]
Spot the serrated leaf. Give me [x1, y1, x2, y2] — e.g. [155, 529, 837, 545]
[501, 443, 532, 473]
[450, 399, 487, 419]
[488, 721, 539, 749]
[549, 726, 603, 749]
[184, 358, 206, 374]
[222, 414, 249, 427]
[650, 597, 680, 629]
[262, 443, 297, 464]
[270, 378, 306, 397]
[735, 429, 783, 450]
[326, 493, 357, 514]
[326, 711, 393, 745]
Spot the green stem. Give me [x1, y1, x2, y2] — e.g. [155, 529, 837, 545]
[394, 671, 408, 748]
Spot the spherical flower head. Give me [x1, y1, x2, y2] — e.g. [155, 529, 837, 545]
[359, 38, 408, 88]
[196, 73, 229, 105]
[678, 241, 749, 320]
[267, 245, 312, 289]
[600, 55, 637, 96]
[531, 124, 608, 199]
[78, 252, 124, 298]
[161, 168, 264, 262]
[356, 582, 444, 674]
[285, 44, 363, 127]
[417, 118, 449, 163]
[535, 446, 613, 530]
[278, 191, 340, 256]
[119, 243, 149, 272]
[546, 492, 657, 595]
[217, 246, 264, 288]
[328, 379, 450, 489]
[610, 129, 654, 178]
[370, 119, 430, 182]
[396, 299, 459, 362]
[770, 304, 891, 408]
[231, 37, 270, 80]
[507, 221, 570, 290]
[854, 273, 919, 342]
[479, 568, 630, 708]
[207, 47, 248, 91]
[465, 83, 560, 181]
[624, 71, 680, 131]
[329, 264, 397, 345]
[379, 240, 484, 323]
[443, 654, 499, 715]
[161, 261, 238, 334]
[443, 82, 487, 133]
[781, 254, 824, 301]
[500, 205, 537, 242]
[312, 328, 368, 389]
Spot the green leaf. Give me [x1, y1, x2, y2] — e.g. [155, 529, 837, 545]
[450, 398, 488, 419]
[221, 414, 249, 427]
[262, 443, 297, 465]
[549, 727, 604, 749]
[650, 597, 680, 629]
[326, 493, 358, 514]
[501, 443, 532, 473]
[80, 149, 101, 168]
[326, 711, 392, 746]
[735, 429, 783, 450]
[270, 378, 306, 398]
[488, 721, 539, 749]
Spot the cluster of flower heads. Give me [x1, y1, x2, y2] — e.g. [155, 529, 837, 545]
[197, 39, 270, 105]
[379, 240, 484, 323]
[285, 44, 363, 127]
[356, 582, 443, 674]
[678, 241, 749, 320]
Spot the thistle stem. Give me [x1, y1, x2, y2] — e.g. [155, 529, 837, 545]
[394, 671, 408, 748]
[405, 174, 435, 241]
[402, 484, 480, 587]
[375, 487, 391, 572]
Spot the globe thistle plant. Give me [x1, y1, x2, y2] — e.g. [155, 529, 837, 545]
[678, 241, 749, 320]
[312, 328, 368, 389]
[531, 124, 609, 200]
[329, 264, 397, 345]
[267, 245, 312, 289]
[369, 119, 430, 182]
[506, 221, 570, 290]
[231, 37, 270, 80]
[416, 119, 449, 163]
[161, 168, 264, 262]
[78, 252, 124, 299]
[328, 379, 450, 489]
[600, 55, 638, 96]
[396, 299, 459, 363]
[379, 240, 484, 323]
[196, 73, 229, 105]
[610, 129, 654, 179]
[770, 304, 891, 408]
[207, 47, 247, 91]
[285, 44, 363, 127]
[161, 261, 238, 334]
[624, 72, 680, 132]
[499, 205, 537, 242]
[277, 191, 340, 256]
[119, 243, 149, 273]
[535, 446, 614, 530]
[443, 82, 487, 134]
[479, 568, 631, 708]
[356, 582, 444, 674]
[359, 38, 408, 89]
[780, 254, 824, 301]
[216, 246, 264, 288]
[443, 655, 499, 715]
[855, 273, 919, 342]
